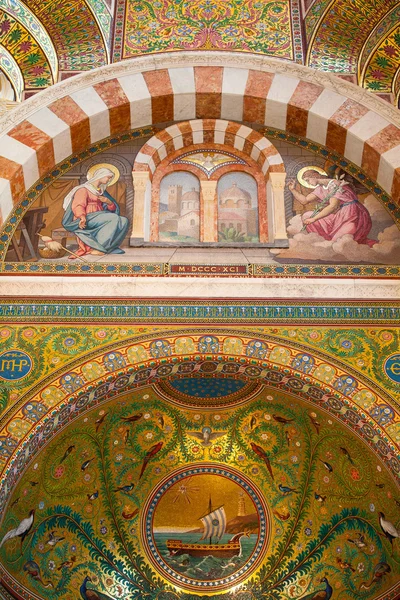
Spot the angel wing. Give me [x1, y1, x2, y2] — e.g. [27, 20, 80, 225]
[187, 432, 205, 441]
[209, 432, 227, 441]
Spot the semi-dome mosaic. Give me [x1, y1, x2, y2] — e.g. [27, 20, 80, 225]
[0, 318, 398, 600]
[0, 376, 399, 600]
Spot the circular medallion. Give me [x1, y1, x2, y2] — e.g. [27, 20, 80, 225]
[0, 350, 32, 380]
[384, 353, 400, 384]
[142, 464, 269, 592]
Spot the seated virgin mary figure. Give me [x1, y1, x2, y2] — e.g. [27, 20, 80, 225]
[62, 167, 129, 258]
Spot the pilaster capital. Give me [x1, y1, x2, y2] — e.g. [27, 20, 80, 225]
[200, 180, 217, 200]
[269, 172, 287, 190]
[132, 171, 150, 189]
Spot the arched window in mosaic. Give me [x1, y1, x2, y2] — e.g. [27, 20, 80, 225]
[217, 172, 259, 243]
[158, 172, 200, 243]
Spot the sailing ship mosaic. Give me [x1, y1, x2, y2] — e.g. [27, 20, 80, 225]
[0, 380, 399, 600]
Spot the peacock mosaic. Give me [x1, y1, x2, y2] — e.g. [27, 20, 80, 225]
[0, 319, 399, 599]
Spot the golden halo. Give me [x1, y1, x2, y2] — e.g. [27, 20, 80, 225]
[87, 163, 120, 185]
[297, 166, 327, 189]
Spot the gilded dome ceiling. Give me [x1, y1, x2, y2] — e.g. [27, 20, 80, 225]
[0, 320, 399, 600]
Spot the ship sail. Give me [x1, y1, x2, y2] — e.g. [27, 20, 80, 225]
[200, 506, 226, 541]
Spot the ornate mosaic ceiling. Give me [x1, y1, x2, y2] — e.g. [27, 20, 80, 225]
[114, 0, 303, 62]
[305, 0, 400, 104]
[0, 0, 110, 99]
[0, 302, 398, 600]
[0, 0, 400, 104]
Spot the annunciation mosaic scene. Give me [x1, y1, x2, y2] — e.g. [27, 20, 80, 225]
[3, 125, 400, 275]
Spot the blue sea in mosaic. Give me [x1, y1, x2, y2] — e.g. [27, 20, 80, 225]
[153, 533, 258, 581]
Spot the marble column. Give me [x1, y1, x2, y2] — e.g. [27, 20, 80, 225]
[269, 172, 288, 245]
[200, 180, 218, 243]
[130, 171, 150, 243]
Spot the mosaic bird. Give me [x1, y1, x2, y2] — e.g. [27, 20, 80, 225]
[121, 413, 143, 423]
[23, 560, 53, 588]
[314, 492, 326, 503]
[298, 577, 332, 600]
[360, 562, 391, 590]
[308, 414, 321, 434]
[124, 429, 130, 445]
[122, 507, 139, 520]
[395, 499, 400, 508]
[273, 414, 294, 424]
[59, 445, 75, 464]
[347, 533, 367, 550]
[375, 483, 385, 489]
[379, 511, 400, 551]
[87, 490, 99, 501]
[114, 483, 135, 494]
[339, 446, 354, 464]
[157, 414, 165, 429]
[10, 497, 20, 508]
[81, 458, 95, 471]
[278, 484, 298, 495]
[250, 442, 274, 480]
[336, 557, 355, 572]
[272, 508, 291, 521]
[58, 556, 76, 570]
[319, 459, 333, 473]
[0, 509, 35, 550]
[188, 427, 227, 447]
[80, 575, 116, 600]
[139, 442, 163, 480]
[250, 415, 257, 429]
[95, 413, 108, 432]
[46, 531, 65, 547]
[29, 481, 39, 487]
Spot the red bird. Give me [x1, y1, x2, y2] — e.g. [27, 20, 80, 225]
[139, 442, 163, 480]
[250, 442, 274, 480]
[122, 507, 139, 520]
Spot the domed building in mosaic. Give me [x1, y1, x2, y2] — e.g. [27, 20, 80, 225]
[0, 2, 399, 600]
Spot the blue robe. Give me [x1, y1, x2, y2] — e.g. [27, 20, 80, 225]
[62, 190, 129, 254]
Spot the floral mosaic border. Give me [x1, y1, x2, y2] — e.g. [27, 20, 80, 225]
[1, 299, 400, 323]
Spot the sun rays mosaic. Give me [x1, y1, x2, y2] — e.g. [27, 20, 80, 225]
[0, 317, 399, 600]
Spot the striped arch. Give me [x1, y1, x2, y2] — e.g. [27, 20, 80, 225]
[0, 51, 399, 228]
[133, 119, 285, 179]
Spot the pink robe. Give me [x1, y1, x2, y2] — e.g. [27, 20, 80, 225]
[303, 181, 375, 246]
